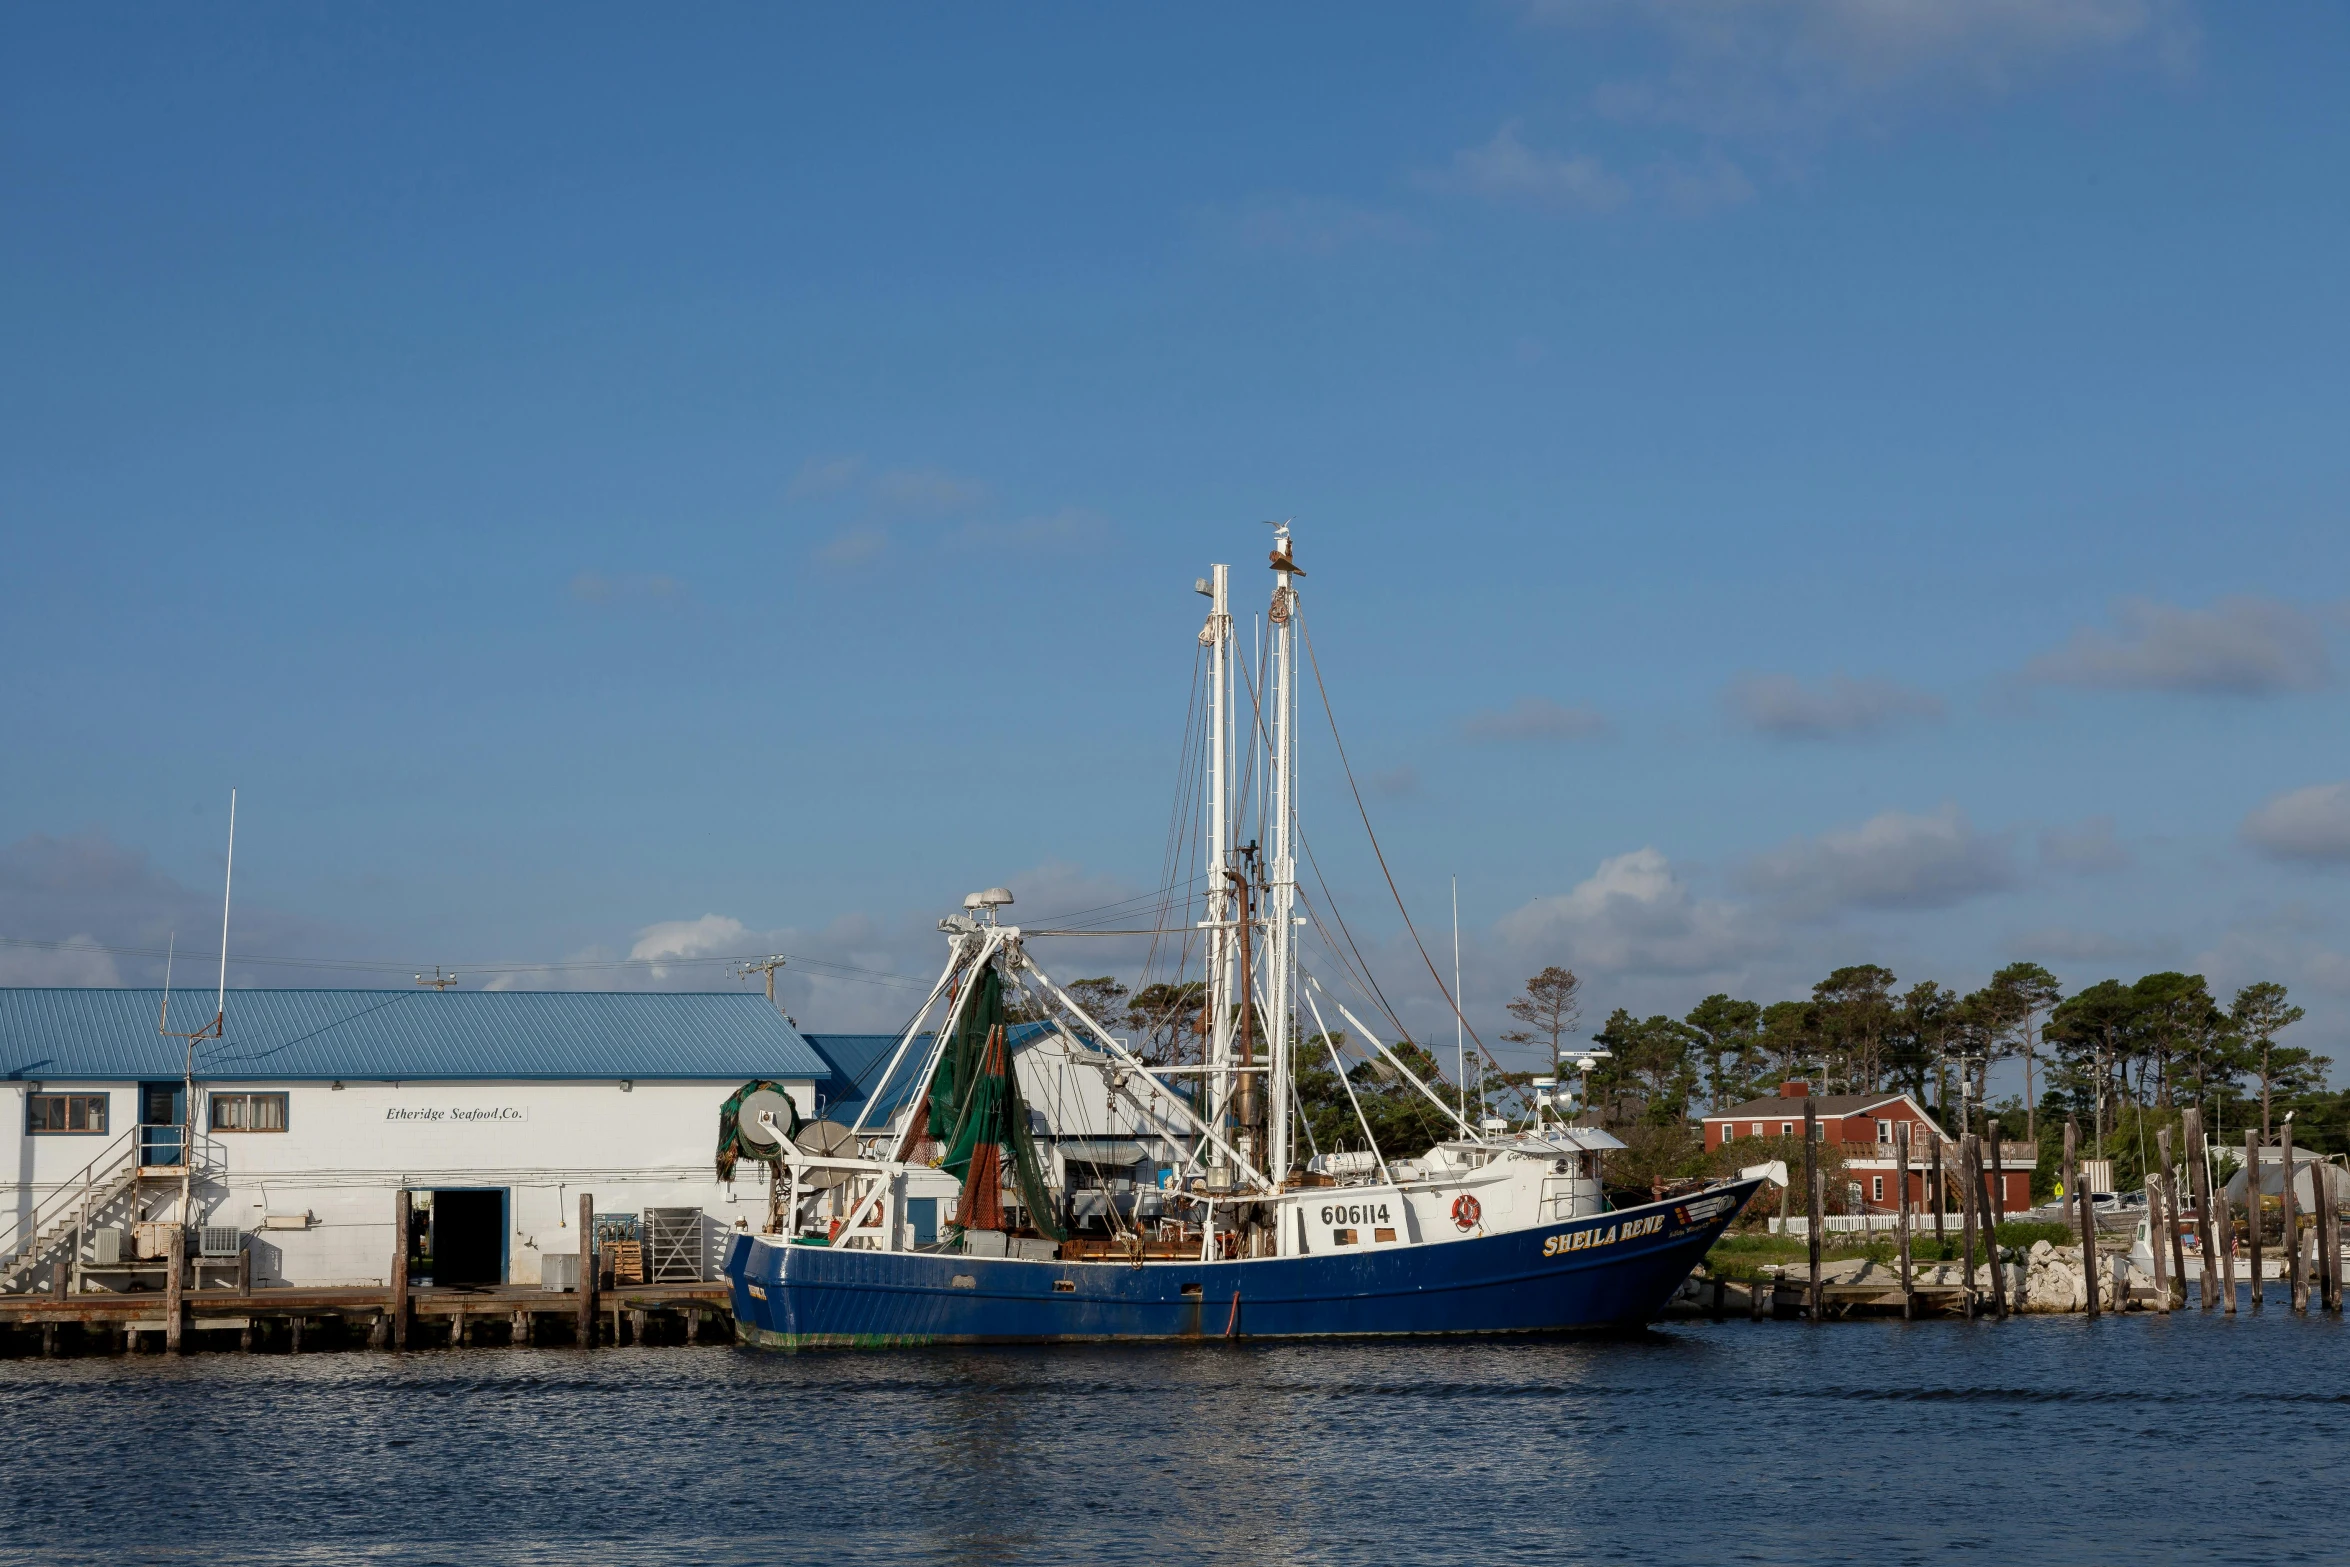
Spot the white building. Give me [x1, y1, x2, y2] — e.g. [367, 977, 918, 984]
[2, 988, 829, 1293]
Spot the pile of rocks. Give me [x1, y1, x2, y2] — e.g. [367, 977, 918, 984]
[1777, 1242, 2098, 1312]
[2018, 1240, 2088, 1312]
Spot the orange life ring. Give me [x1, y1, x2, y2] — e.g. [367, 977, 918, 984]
[1451, 1193, 1481, 1231]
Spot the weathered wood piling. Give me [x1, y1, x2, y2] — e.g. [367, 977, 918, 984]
[1896, 1122, 1915, 1319]
[2246, 1128, 2263, 1312]
[1984, 1119, 2009, 1319]
[2282, 1123, 2303, 1313]
[1958, 1132, 1981, 1318]
[1804, 1100, 1823, 1322]
[578, 1191, 600, 1347]
[2066, 1119, 2097, 1319]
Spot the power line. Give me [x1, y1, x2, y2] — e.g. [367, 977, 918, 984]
[0, 933, 929, 990]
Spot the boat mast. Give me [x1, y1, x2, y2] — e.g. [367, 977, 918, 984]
[1199, 564, 1237, 1179]
[1264, 525, 1299, 1185]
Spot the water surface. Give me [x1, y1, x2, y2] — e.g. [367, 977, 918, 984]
[4, 1304, 2342, 1565]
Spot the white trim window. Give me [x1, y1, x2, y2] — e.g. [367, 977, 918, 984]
[210, 1092, 289, 1133]
[28, 1093, 110, 1134]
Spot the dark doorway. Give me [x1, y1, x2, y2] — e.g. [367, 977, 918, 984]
[138, 1080, 185, 1166]
[431, 1189, 506, 1286]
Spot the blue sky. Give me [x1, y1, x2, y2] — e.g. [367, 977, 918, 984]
[5, 3, 2350, 1088]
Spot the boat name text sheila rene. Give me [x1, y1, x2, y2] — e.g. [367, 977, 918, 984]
[1541, 1213, 1664, 1257]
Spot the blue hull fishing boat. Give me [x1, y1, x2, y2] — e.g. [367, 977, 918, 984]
[725, 1182, 1760, 1346]
[720, 529, 1759, 1346]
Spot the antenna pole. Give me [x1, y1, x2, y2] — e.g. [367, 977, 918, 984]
[215, 788, 236, 1026]
[159, 934, 175, 1035]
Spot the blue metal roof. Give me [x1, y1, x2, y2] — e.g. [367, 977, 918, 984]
[0, 989, 829, 1083]
[804, 1023, 1064, 1124]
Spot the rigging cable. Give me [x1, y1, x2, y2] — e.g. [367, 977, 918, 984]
[1296, 609, 1510, 1079]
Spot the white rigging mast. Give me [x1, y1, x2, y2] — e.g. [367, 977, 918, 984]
[1197, 565, 1238, 1175]
[1264, 525, 1300, 1184]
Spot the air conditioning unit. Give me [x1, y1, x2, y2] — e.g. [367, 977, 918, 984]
[92, 1228, 128, 1265]
[199, 1226, 243, 1257]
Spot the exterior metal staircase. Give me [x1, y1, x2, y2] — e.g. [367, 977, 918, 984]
[1, 1131, 143, 1295]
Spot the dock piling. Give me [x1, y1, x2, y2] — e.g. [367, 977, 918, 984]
[2317, 1149, 2340, 1313]
[164, 1223, 185, 1354]
[578, 1192, 598, 1347]
[1958, 1132, 1981, 1319]
[2282, 1124, 2303, 1314]
[1804, 1100, 1823, 1322]
[1896, 1122, 1915, 1320]
[2158, 1127, 2188, 1310]
[391, 1188, 411, 1350]
[2068, 1119, 2098, 1319]
[1984, 1119, 2010, 1319]
[2247, 1128, 2262, 1312]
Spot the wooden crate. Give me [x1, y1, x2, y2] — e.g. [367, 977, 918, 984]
[601, 1241, 644, 1287]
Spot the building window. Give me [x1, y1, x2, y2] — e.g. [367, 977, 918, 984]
[28, 1094, 109, 1134]
[210, 1092, 289, 1133]
[1752, 1122, 1764, 1137]
[1877, 1120, 1893, 1144]
[1872, 1176, 1885, 1202]
[1780, 1122, 1792, 1137]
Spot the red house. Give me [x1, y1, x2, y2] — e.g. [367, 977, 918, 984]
[1703, 1082, 2032, 1214]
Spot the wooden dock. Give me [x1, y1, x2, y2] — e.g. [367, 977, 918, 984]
[0, 1280, 732, 1354]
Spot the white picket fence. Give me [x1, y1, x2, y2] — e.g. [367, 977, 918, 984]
[1770, 1215, 1962, 1236]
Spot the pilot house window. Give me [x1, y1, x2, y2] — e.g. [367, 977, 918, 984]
[27, 1094, 109, 1134]
[210, 1092, 289, 1132]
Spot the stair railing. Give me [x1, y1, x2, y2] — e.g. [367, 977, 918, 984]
[1, 1127, 141, 1279]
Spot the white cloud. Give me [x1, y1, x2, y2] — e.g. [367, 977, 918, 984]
[628, 915, 752, 980]
[1736, 805, 2017, 917]
[2023, 596, 2332, 695]
[1535, 0, 2194, 138]
[1462, 696, 1613, 743]
[2243, 783, 2350, 865]
[1497, 847, 1767, 976]
[2038, 815, 2130, 874]
[1723, 672, 1942, 738]
[0, 935, 123, 986]
[0, 828, 353, 987]
[1422, 124, 1628, 212]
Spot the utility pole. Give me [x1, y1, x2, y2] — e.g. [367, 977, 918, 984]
[734, 955, 789, 1006]
[414, 966, 460, 991]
